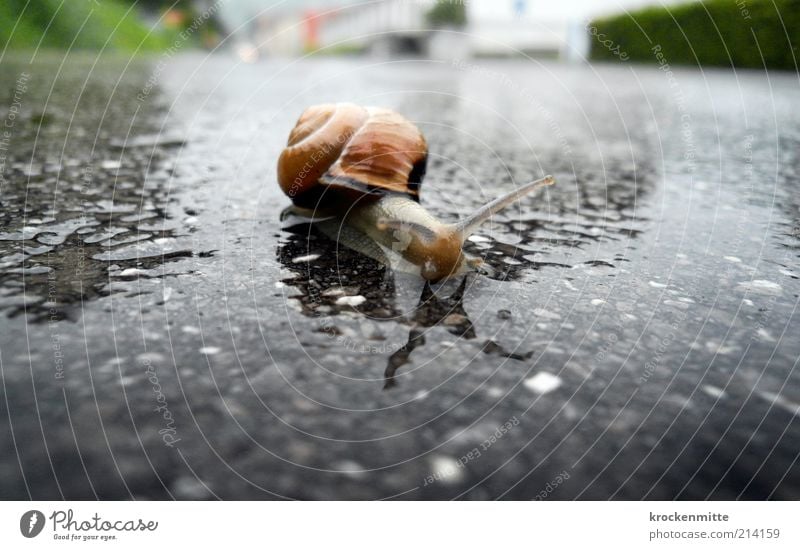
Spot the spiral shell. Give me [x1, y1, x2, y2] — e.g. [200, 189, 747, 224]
[277, 103, 428, 208]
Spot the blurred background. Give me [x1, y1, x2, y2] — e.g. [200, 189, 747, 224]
[2, 1, 800, 502]
[1, 0, 797, 69]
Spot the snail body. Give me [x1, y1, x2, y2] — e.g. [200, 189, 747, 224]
[278, 103, 554, 281]
[344, 195, 464, 281]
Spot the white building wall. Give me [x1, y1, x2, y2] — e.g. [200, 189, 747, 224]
[317, 0, 431, 51]
[262, 0, 655, 58]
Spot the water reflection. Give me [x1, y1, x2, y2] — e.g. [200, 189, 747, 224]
[0, 59, 205, 321]
[384, 277, 474, 389]
[277, 218, 547, 389]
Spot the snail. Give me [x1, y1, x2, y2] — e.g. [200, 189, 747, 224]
[277, 102, 554, 281]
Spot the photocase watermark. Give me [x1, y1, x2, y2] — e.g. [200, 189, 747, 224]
[640, 309, 686, 384]
[305, 300, 410, 355]
[651, 44, 696, 172]
[0, 72, 67, 381]
[594, 315, 626, 365]
[143, 357, 181, 447]
[422, 415, 520, 486]
[748, 290, 780, 343]
[48, 293, 65, 380]
[0, 72, 30, 186]
[286, 126, 356, 198]
[638, 270, 706, 384]
[20, 508, 159, 541]
[73, 162, 95, 281]
[452, 58, 572, 157]
[32, 509, 158, 542]
[532, 469, 571, 500]
[586, 25, 629, 61]
[736, 0, 753, 20]
[20, 510, 45, 538]
[713, 133, 787, 345]
[318, 319, 403, 354]
[137, 0, 226, 102]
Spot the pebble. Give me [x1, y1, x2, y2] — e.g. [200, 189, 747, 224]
[172, 476, 213, 499]
[704, 340, 738, 355]
[199, 346, 221, 355]
[335, 295, 366, 307]
[702, 385, 726, 399]
[292, 254, 321, 263]
[117, 268, 146, 277]
[414, 390, 429, 400]
[322, 287, 346, 297]
[523, 372, 562, 394]
[736, 279, 782, 295]
[334, 460, 366, 479]
[428, 455, 465, 485]
[486, 387, 505, 398]
[533, 308, 560, 320]
[136, 352, 166, 366]
[756, 328, 775, 342]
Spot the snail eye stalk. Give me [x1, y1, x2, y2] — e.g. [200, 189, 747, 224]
[451, 175, 555, 240]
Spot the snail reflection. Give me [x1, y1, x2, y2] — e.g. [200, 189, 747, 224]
[383, 277, 474, 389]
[275, 102, 554, 388]
[277, 218, 536, 389]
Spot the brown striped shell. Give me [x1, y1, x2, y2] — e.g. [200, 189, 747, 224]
[277, 103, 428, 208]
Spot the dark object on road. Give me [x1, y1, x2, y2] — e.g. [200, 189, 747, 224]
[277, 102, 554, 281]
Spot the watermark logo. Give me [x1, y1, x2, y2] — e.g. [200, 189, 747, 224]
[20, 510, 45, 538]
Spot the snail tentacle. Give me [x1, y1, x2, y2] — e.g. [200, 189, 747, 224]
[450, 175, 555, 239]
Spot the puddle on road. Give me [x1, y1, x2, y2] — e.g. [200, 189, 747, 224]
[276, 154, 653, 388]
[0, 58, 210, 321]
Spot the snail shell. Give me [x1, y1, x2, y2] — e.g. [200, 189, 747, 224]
[277, 103, 554, 281]
[277, 103, 428, 208]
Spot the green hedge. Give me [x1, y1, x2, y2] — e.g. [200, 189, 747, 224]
[426, 0, 468, 28]
[589, 0, 800, 70]
[0, 0, 174, 52]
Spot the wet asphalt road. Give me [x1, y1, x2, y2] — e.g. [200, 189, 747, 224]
[0, 52, 799, 500]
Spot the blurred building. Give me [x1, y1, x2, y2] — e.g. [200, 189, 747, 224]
[232, 0, 687, 60]
[234, 0, 686, 59]
[468, 0, 569, 57]
[316, 0, 431, 56]
[246, 0, 585, 59]
[320, 0, 578, 58]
